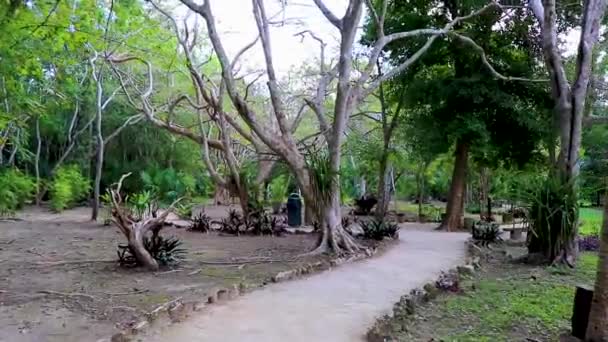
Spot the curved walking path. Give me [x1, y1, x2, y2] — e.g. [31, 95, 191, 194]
[146, 225, 468, 342]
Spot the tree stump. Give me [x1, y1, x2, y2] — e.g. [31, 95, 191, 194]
[572, 285, 594, 339]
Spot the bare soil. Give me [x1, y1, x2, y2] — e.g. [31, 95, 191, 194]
[0, 206, 325, 342]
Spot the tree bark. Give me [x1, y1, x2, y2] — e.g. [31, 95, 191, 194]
[128, 222, 159, 271]
[375, 152, 390, 219]
[416, 162, 427, 222]
[479, 167, 489, 220]
[439, 140, 469, 231]
[34, 117, 41, 205]
[91, 71, 104, 221]
[586, 191, 608, 341]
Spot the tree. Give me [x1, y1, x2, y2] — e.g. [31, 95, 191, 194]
[527, 0, 607, 264]
[109, 0, 502, 254]
[375, 0, 550, 231]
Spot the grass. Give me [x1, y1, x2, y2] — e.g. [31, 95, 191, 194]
[579, 207, 603, 236]
[393, 251, 599, 341]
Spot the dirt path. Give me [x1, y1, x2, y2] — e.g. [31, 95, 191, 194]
[145, 225, 468, 342]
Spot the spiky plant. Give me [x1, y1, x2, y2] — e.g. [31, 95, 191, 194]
[305, 150, 338, 217]
[360, 218, 400, 240]
[188, 213, 212, 233]
[524, 175, 578, 263]
[472, 221, 502, 247]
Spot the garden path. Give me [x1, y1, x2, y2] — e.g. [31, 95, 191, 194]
[145, 224, 468, 342]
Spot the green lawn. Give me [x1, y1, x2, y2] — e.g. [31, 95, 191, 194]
[580, 207, 603, 236]
[391, 252, 599, 341]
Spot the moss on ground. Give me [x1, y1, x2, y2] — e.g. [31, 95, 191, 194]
[391, 252, 598, 341]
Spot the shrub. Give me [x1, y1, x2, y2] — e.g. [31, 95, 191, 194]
[0, 168, 35, 216]
[188, 213, 212, 233]
[360, 218, 400, 240]
[50, 165, 90, 212]
[140, 168, 195, 204]
[472, 221, 502, 247]
[117, 235, 186, 267]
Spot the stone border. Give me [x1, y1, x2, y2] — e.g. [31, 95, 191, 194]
[365, 238, 481, 342]
[108, 248, 378, 341]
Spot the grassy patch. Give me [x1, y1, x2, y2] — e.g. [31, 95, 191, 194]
[579, 207, 603, 236]
[394, 252, 598, 341]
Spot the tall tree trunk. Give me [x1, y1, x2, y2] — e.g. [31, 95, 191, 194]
[439, 140, 469, 231]
[586, 191, 608, 341]
[34, 118, 41, 205]
[91, 75, 104, 221]
[376, 151, 390, 219]
[416, 163, 427, 221]
[91, 136, 103, 221]
[479, 167, 490, 220]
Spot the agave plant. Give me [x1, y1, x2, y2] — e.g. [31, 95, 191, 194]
[359, 218, 400, 240]
[117, 235, 186, 267]
[472, 221, 502, 247]
[188, 213, 212, 233]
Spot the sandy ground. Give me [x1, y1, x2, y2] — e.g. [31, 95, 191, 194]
[144, 224, 468, 342]
[0, 206, 324, 342]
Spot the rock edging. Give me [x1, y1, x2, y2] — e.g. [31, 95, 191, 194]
[108, 248, 378, 342]
[365, 238, 480, 342]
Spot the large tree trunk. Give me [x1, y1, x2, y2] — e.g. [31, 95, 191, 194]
[479, 167, 490, 220]
[586, 192, 608, 341]
[91, 135, 103, 221]
[127, 222, 159, 271]
[439, 140, 469, 231]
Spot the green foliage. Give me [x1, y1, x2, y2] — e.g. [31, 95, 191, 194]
[0, 168, 35, 216]
[306, 150, 338, 211]
[525, 175, 578, 260]
[140, 168, 195, 204]
[359, 218, 400, 240]
[433, 253, 598, 341]
[49, 165, 90, 212]
[268, 174, 289, 204]
[126, 190, 157, 220]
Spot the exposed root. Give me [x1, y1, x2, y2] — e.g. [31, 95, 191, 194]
[303, 222, 367, 257]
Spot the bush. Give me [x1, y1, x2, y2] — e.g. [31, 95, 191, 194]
[0, 168, 35, 216]
[188, 212, 212, 233]
[140, 168, 195, 204]
[472, 221, 502, 247]
[50, 165, 90, 212]
[360, 218, 400, 240]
